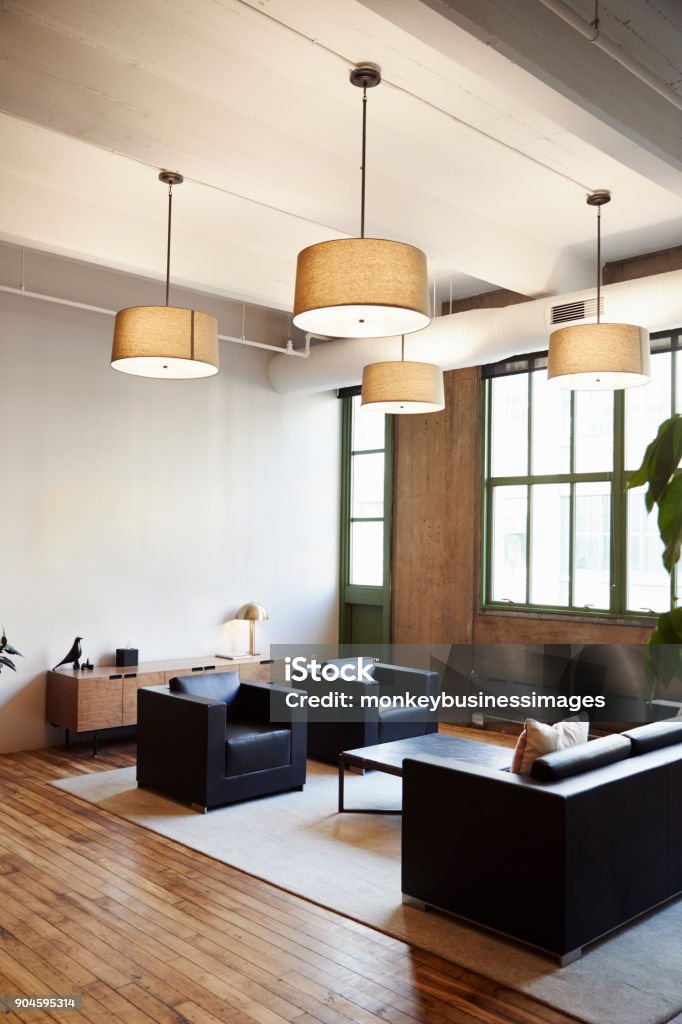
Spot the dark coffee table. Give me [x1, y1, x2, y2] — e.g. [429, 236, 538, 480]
[338, 732, 512, 813]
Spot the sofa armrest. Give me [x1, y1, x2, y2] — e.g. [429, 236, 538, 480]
[373, 665, 440, 728]
[137, 685, 226, 806]
[401, 756, 570, 952]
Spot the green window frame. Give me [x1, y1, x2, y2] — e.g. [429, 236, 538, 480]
[482, 329, 681, 619]
[339, 392, 394, 644]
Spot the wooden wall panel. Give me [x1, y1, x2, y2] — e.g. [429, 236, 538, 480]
[392, 367, 479, 643]
[392, 366, 653, 647]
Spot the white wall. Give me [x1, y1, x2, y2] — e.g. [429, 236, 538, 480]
[0, 249, 340, 752]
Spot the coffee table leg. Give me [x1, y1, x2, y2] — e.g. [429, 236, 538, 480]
[338, 756, 345, 812]
[337, 755, 401, 814]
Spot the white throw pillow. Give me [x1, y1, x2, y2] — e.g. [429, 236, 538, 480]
[511, 717, 589, 776]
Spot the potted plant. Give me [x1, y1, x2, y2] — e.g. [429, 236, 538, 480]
[627, 413, 682, 701]
[0, 628, 22, 674]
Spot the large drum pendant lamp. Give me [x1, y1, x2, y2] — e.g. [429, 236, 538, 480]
[547, 191, 649, 390]
[362, 335, 445, 414]
[111, 171, 219, 379]
[293, 64, 430, 339]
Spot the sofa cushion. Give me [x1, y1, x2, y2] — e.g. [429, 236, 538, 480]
[531, 733, 632, 781]
[378, 706, 428, 743]
[623, 721, 682, 755]
[225, 721, 291, 777]
[511, 716, 589, 776]
[170, 671, 241, 707]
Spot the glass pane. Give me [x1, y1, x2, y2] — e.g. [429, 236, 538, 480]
[351, 453, 384, 518]
[627, 487, 668, 613]
[625, 352, 671, 471]
[350, 521, 383, 586]
[574, 482, 611, 609]
[530, 484, 570, 606]
[352, 395, 385, 452]
[490, 375, 528, 477]
[574, 390, 613, 473]
[531, 371, 571, 475]
[491, 485, 527, 603]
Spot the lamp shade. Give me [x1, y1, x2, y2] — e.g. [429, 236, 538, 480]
[361, 360, 445, 413]
[111, 306, 219, 379]
[236, 602, 269, 622]
[293, 238, 430, 338]
[547, 323, 650, 390]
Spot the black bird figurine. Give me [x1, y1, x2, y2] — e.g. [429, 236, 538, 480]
[54, 637, 83, 671]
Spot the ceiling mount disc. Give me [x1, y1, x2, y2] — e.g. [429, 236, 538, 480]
[587, 189, 611, 207]
[159, 170, 184, 186]
[350, 63, 381, 89]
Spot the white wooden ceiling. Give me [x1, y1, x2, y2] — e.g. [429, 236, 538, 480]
[1, 0, 681, 315]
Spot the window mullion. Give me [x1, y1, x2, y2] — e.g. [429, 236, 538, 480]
[568, 392, 575, 609]
[483, 379, 493, 607]
[526, 374, 533, 604]
[612, 390, 626, 615]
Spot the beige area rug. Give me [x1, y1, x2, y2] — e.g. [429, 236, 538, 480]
[52, 763, 682, 1024]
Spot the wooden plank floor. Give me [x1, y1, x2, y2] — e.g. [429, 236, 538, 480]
[0, 734, 580, 1024]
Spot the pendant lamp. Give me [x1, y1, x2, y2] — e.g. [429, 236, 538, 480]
[293, 64, 430, 339]
[361, 335, 445, 414]
[111, 171, 219, 379]
[547, 191, 649, 390]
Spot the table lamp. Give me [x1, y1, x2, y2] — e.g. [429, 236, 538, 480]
[236, 602, 269, 656]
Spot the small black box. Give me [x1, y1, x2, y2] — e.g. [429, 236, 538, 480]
[116, 648, 139, 667]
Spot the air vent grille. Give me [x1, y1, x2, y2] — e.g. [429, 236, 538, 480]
[551, 296, 603, 325]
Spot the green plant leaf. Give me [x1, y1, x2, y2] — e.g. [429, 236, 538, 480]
[2, 643, 21, 657]
[658, 471, 682, 573]
[627, 415, 682, 512]
[0, 656, 16, 671]
[650, 607, 682, 643]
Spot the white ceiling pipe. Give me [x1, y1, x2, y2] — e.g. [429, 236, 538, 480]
[0, 284, 307, 357]
[268, 270, 682, 395]
[536, 0, 682, 113]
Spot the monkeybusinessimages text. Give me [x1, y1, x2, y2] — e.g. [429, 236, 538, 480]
[282, 657, 606, 713]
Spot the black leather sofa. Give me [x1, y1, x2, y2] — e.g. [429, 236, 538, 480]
[300, 659, 440, 765]
[401, 719, 682, 964]
[137, 672, 307, 812]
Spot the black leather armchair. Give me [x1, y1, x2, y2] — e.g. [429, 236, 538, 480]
[302, 659, 440, 765]
[137, 671, 307, 812]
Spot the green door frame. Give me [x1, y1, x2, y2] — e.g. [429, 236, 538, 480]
[339, 393, 394, 645]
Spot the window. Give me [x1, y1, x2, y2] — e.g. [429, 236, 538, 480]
[483, 332, 680, 617]
[348, 395, 387, 586]
[339, 394, 393, 643]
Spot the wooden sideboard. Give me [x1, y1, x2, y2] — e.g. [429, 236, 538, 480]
[46, 654, 271, 754]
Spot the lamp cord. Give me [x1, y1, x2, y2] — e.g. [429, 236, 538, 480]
[401, 333, 405, 362]
[360, 87, 367, 239]
[165, 182, 173, 307]
[596, 203, 601, 324]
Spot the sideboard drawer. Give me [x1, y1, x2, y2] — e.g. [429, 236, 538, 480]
[122, 672, 165, 726]
[76, 676, 123, 732]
